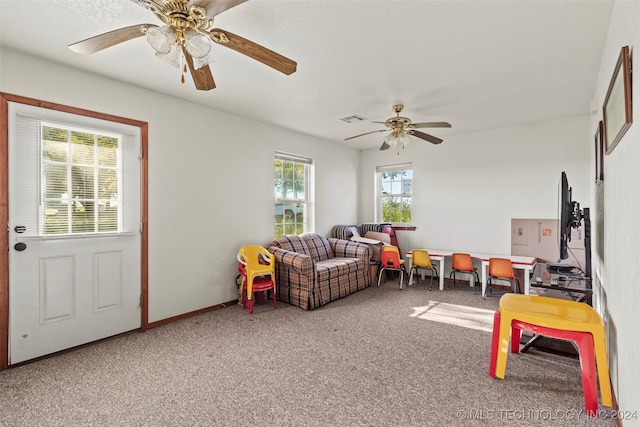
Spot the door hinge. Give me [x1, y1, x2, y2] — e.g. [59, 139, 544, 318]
[139, 147, 143, 160]
[140, 222, 144, 233]
[140, 295, 144, 308]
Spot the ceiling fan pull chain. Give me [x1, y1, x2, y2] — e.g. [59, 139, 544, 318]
[181, 56, 187, 84]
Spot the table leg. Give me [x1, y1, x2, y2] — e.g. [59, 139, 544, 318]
[481, 262, 488, 298]
[406, 255, 414, 286]
[524, 267, 531, 294]
[438, 258, 445, 290]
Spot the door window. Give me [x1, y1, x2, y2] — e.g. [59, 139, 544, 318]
[10, 107, 140, 238]
[41, 123, 122, 234]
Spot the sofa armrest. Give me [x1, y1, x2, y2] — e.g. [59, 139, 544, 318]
[328, 238, 371, 261]
[269, 247, 315, 276]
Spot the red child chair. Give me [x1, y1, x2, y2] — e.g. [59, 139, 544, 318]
[237, 245, 276, 314]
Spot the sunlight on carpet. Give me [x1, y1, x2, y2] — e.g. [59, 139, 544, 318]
[410, 301, 495, 332]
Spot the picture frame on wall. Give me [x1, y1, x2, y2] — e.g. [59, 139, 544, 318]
[595, 120, 604, 182]
[602, 45, 632, 155]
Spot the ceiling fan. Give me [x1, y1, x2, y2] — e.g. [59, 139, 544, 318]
[68, 0, 297, 91]
[345, 104, 451, 154]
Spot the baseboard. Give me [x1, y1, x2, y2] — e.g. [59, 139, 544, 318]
[145, 299, 239, 330]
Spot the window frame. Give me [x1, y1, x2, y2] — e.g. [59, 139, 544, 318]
[274, 152, 313, 238]
[376, 163, 412, 224]
[8, 102, 141, 240]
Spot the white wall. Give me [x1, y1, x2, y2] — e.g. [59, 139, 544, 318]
[0, 48, 360, 322]
[358, 115, 591, 261]
[590, 1, 640, 422]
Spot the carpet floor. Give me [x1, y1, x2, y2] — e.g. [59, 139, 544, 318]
[0, 279, 617, 426]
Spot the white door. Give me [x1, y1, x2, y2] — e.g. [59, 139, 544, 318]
[7, 102, 141, 364]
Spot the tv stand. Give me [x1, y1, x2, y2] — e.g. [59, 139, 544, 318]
[521, 208, 592, 356]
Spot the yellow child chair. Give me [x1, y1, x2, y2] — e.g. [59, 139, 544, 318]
[377, 245, 406, 289]
[408, 249, 439, 290]
[237, 245, 276, 314]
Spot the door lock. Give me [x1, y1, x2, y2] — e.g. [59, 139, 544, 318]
[14, 225, 26, 233]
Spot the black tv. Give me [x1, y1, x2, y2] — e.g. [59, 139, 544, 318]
[558, 171, 586, 266]
[554, 171, 593, 303]
[559, 171, 573, 260]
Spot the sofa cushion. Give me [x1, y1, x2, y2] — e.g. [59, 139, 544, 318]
[269, 235, 311, 257]
[315, 258, 368, 303]
[301, 233, 334, 262]
[316, 258, 364, 281]
[330, 238, 371, 261]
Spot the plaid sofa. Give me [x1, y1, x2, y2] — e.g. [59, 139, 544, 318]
[266, 233, 371, 310]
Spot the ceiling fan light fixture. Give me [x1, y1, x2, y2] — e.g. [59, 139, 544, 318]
[384, 131, 411, 147]
[146, 25, 175, 55]
[184, 30, 215, 70]
[184, 31, 212, 58]
[192, 52, 215, 70]
[155, 43, 182, 68]
[146, 26, 214, 70]
[384, 130, 412, 155]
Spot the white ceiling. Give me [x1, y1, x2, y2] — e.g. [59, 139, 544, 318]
[0, 0, 614, 150]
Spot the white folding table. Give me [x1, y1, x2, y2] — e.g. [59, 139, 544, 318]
[405, 249, 537, 298]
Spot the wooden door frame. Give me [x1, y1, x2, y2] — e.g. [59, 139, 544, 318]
[0, 93, 149, 370]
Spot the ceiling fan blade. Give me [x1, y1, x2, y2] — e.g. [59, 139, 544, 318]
[410, 130, 443, 145]
[68, 24, 156, 54]
[379, 142, 391, 151]
[188, 0, 248, 18]
[344, 129, 387, 141]
[411, 121, 452, 129]
[183, 48, 216, 91]
[209, 28, 297, 75]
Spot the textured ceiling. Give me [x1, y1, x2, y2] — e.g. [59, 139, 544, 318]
[0, 0, 614, 150]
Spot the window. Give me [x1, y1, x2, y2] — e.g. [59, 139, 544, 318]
[10, 103, 140, 238]
[377, 163, 412, 223]
[41, 123, 122, 234]
[274, 152, 312, 238]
